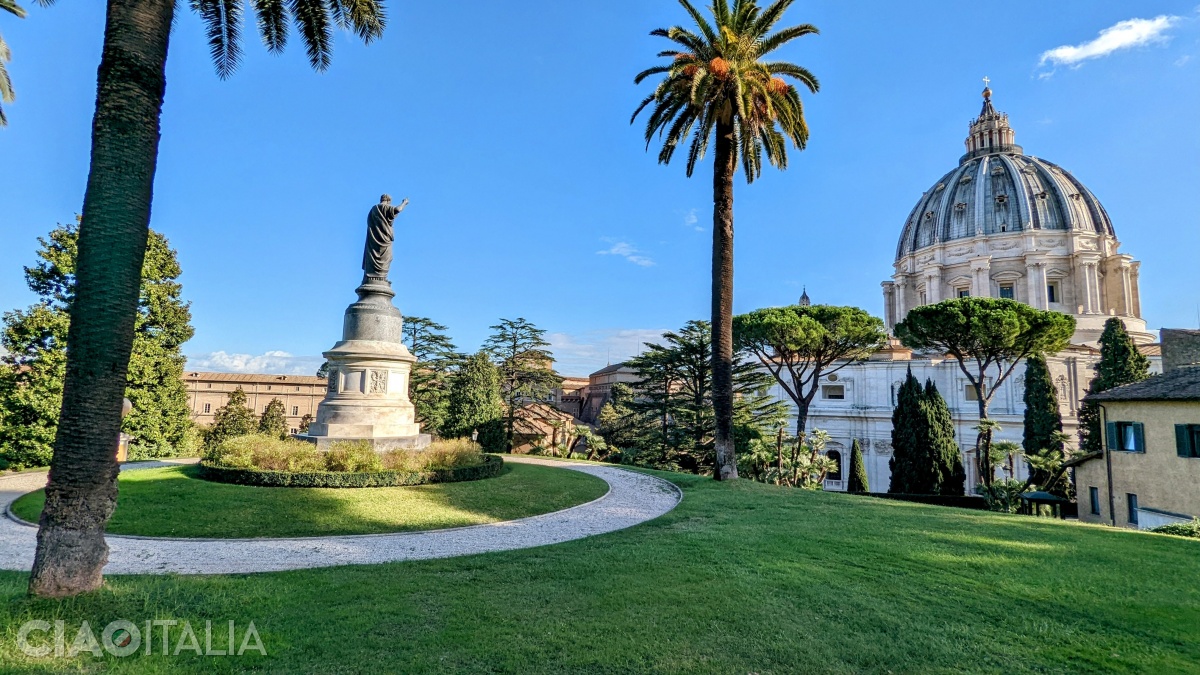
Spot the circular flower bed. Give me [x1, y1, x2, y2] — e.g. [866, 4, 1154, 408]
[200, 435, 503, 488]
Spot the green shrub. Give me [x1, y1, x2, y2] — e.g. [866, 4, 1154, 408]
[211, 436, 481, 475]
[199, 453, 504, 488]
[325, 441, 383, 473]
[206, 434, 325, 472]
[1150, 519, 1200, 538]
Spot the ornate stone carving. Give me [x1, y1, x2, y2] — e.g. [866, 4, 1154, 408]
[370, 370, 388, 394]
[327, 371, 339, 394]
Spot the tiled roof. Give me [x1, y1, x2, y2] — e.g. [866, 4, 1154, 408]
[183, 372, 327, 385]
[1086, 366, 1200, 403]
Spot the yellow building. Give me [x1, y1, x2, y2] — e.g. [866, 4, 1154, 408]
[1075, 330, 1200, 529]
[184, 372, 328, 435]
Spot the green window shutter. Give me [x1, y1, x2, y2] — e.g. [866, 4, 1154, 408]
[1132, 423, 1146, 453]
[1106, 422, 1119, 450]
[1179, 425, 1191, 458]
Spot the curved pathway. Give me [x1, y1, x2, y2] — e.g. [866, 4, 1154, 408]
[0, 456, 680, 575]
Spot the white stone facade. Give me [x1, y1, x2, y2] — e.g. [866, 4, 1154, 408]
[781, 88, 1158, 492]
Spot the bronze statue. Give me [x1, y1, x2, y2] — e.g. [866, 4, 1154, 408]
[363, 194, 408, 279]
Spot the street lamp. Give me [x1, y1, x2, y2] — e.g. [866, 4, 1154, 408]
[471, 429, 478, 444]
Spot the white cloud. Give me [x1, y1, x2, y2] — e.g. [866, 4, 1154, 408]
[186, 350, 324, 376]
[1038, 15, 1180, 71]
[1176, 54, 1192, 67]
[596, 241, 655, 267]
[546, 328, 669, 376]
[683, 208, 704, 232]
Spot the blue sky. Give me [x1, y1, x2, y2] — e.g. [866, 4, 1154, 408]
[2, 1, 1198, 376]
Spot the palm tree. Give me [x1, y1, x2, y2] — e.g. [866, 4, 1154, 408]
[29, 0, 390, 598]
[0, 0, 41, 126]
[632, 0, 818, 481]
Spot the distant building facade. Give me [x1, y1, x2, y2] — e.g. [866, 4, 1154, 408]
[184, 372, 328, 435]
[1075, 330, 1200, 529]
[771, 87, 1159, 493]
[580, 363, 639, 424]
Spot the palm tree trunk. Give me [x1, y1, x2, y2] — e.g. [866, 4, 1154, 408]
[28, 0, 174, 598]
[711, 118, 737, 481]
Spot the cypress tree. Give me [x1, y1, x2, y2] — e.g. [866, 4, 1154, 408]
[922, 379, 966, 496]
[204, 387, 256, 450]
[888, 367, 923, 493]
[1078, 318, 1151, 453]
[1022, 355, 1063, 474]
[258, 398, 288, 439]
[848, 438, 869, 493]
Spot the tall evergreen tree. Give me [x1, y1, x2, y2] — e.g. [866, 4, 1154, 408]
[922, 380, 966, 496]
[888, 368, 923, 493]
[0, 220, 193, 468]
[1078, 318, 1151, 454]
[258, 398, 288, 440]
[1022, 354, 1063, 464]
[847, 438, 869, 493]
[203, 387, 255, 451]
[443, 351, 505, 449]
[402, 316, 461, 437]
[484, 318, 562, 452]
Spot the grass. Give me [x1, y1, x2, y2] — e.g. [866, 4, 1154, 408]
[1, 467, 1198, 673]
[9, 462, 609, 538]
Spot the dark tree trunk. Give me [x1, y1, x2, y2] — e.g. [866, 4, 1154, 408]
[710, 117, 737, 481]
[976, 395, 992, 487]
[29, 0, 175, 598]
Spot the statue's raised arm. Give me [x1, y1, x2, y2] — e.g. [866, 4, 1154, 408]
[362, 194, 408, 280]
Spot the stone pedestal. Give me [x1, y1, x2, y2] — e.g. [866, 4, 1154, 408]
[302, 277, 430, 451]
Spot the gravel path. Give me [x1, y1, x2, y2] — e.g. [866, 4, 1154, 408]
[0, 456, 680, 575]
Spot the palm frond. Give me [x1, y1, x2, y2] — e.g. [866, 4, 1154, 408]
[753, 0, 794, 35]
[289, 0, 333, 71]
[0, 1, 27, 19]
[330, 0, 385, 43]
[191, 0, 243, 79]
[764, 61, 818, 92]
[677, 0, 718, 44]
[0, 31, 11, 125]
[253, 0, 288, 52]
[756, 23, 818, 58]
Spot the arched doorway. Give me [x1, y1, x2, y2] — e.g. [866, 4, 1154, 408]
[826, 449, 843, 486]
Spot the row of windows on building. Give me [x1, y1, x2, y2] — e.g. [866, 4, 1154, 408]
[200, 402, 303, 416]
[951, 282, 1058, 303]
[1086, 422, 1200, 524]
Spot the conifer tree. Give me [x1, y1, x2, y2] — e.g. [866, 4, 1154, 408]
[258, 398, 288, 440]
[922, 380, 966, 496]
[204, 387, 255, 450]
[444, 351, 505, 449]
[847, 438, 869, 493]
[403, 316, 461, 437]
[0, 220, 194, 467]
[1022, 354, 1063, 461]
[888, 368, 923, 493]
[1078, 318, 1150, 453]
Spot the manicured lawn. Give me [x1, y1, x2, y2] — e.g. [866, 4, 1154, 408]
[2, 468, 1198, 673]
[9, 462, 609, 538]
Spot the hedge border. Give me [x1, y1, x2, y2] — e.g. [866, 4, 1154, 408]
[198, 453, 504, 488]
[848, 491, 990, 511]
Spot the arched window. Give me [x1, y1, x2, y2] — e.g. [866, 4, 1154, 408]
[827, 450, 843, 481]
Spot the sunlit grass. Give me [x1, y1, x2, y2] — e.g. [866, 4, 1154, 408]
[10, 463, 608, 538]
[1, 468, 1197, 673]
